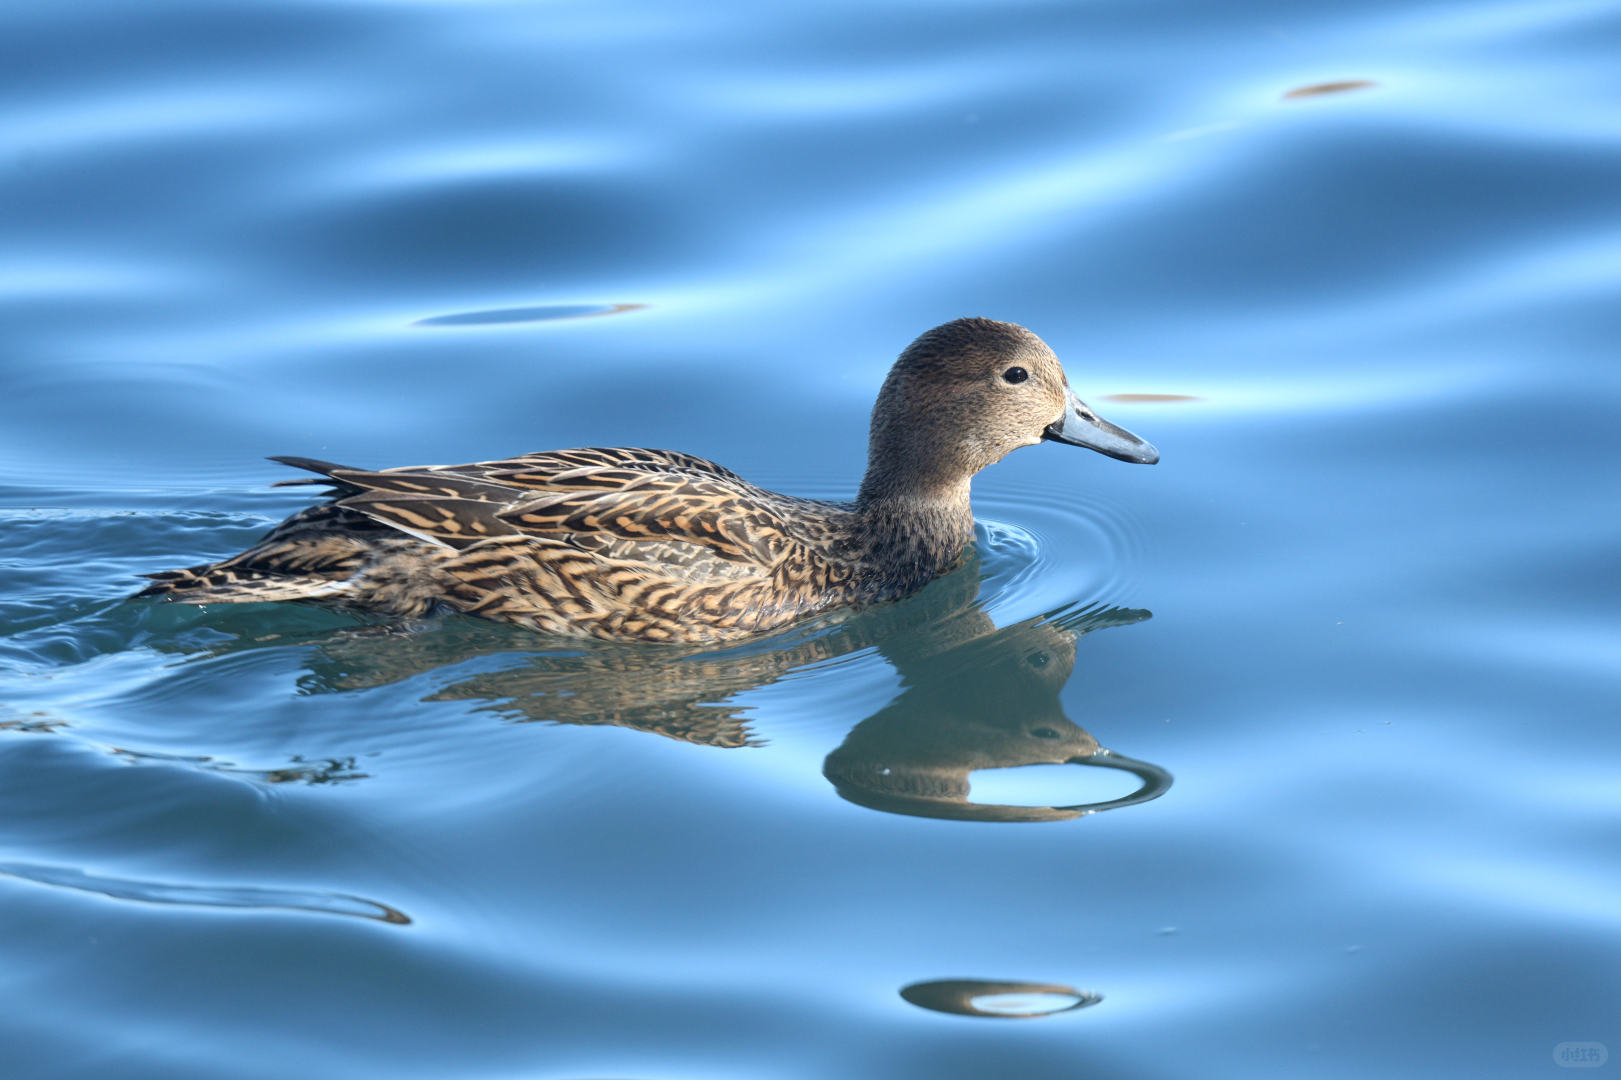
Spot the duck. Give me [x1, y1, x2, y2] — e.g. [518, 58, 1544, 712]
[137, 317, 1158, 643]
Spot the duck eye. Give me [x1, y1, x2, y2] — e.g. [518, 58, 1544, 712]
[1002, 367, 1028, 384]
[1031, 727, 1060, 740]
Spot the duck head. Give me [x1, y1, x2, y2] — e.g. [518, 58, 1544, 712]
[860, 318, 1157, 500]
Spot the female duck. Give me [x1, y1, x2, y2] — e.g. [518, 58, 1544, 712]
[138, 318, 1157, 643]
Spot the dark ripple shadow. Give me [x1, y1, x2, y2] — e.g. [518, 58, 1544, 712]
[1283, 79, 1378, 100]
[0, 861, 410, 924]
[413, 302, 646, 327]
[900, 978, 1102, 1019]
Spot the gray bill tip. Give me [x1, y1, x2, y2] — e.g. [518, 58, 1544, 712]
[1043, 392, 1159, 464]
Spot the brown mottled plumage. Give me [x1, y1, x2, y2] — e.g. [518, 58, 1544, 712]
[136, 318, 1158, 643]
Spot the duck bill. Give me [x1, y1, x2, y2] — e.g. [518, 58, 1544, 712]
[1043, 391, 1159, 464]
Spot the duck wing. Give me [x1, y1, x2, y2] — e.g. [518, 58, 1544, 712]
[270, 448, 820, 575]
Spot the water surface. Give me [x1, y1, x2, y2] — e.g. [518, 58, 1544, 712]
[3, 1, 1619, 1077]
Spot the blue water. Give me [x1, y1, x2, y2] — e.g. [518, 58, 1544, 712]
[4, 0, 1619, 1077]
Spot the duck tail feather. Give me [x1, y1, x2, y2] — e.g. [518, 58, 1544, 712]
[268, 455, 353, 476]
[134, 563, 352, 604]
[268, 455, 365, 492]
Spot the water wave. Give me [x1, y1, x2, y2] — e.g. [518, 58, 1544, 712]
[0, 861, 409, 924]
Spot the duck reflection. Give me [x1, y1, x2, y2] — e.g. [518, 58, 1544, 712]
[824, 607, 1172, 822]
[298, 615, 844, 748]
[153, 557, 1171, 819]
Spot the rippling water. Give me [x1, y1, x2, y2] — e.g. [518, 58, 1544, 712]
[4, 0, 1619, 1077]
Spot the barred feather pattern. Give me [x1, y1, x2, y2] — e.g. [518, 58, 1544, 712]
[137, 448, 969, 644]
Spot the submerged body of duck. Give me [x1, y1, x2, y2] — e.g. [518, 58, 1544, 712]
[137, 318, 1157, 643]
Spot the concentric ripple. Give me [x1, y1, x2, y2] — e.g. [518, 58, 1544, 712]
[973, 478, 1148, 623]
